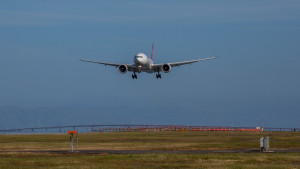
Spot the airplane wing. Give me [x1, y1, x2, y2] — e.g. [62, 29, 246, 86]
[80, 59, 135, 69]
[80, 59, 122, 67]
[152, 56, 218, 68]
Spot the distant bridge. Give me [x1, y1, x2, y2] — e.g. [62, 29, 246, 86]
[0, 124, 299, 133]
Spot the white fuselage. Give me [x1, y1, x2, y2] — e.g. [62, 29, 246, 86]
[133, 53, 154, 73]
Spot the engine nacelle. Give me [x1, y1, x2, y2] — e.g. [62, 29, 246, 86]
[161, 64, 171, 73]
[118, 65, 128, 74]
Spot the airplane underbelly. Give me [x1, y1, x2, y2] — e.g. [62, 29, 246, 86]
[139, 64, 154, 73]
[143, 69, 154, 73]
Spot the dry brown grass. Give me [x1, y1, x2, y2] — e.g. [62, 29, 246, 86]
[0, 132, 299, 168]
[0, 152, 299, 169]
[0, 131, 299, 151]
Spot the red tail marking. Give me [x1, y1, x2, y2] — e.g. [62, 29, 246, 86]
[151, 43, 154, 60]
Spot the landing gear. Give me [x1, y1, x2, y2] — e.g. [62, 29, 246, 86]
[132, 74, 137, 79]
[156, 73, 161, 79]
[156, 69, 162, 79]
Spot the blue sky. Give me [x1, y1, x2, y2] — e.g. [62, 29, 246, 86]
[0, 1, 300, 127]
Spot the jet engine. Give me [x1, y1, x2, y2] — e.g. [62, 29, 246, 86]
[161, 64, 171, 73]
[118, 65, 128, 74]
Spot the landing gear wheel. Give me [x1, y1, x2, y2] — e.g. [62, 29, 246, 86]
[156, 74, 161, 79]
[132, 74, 137, 79]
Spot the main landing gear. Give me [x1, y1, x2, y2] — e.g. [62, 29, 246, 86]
[132, 74, 137, 79]
[156, 73, 161, 79]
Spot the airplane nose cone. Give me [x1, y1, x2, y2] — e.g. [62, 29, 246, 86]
[138, 58, 146, 64]
[134, 53, 147, 64]
[134, 56, 144, 64]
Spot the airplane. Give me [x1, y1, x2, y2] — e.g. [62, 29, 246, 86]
[80, 44, 218, 79]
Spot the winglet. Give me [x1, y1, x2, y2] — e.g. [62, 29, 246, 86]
[151, 43, 154, 60]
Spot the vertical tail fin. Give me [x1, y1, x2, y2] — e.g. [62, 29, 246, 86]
[151, 43, 154, 60]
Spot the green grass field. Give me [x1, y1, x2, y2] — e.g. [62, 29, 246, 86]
[0, 131, 299, 168]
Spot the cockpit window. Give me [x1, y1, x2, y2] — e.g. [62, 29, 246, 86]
[136, 56, 143, 58]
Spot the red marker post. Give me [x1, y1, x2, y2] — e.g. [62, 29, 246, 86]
[68, 130, 78, 152]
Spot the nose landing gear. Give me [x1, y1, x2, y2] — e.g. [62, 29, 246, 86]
[132, 74, 137, 79]
[156, 73, 161, 79]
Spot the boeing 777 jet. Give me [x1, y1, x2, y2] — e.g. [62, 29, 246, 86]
[81, 44, 218, 79]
